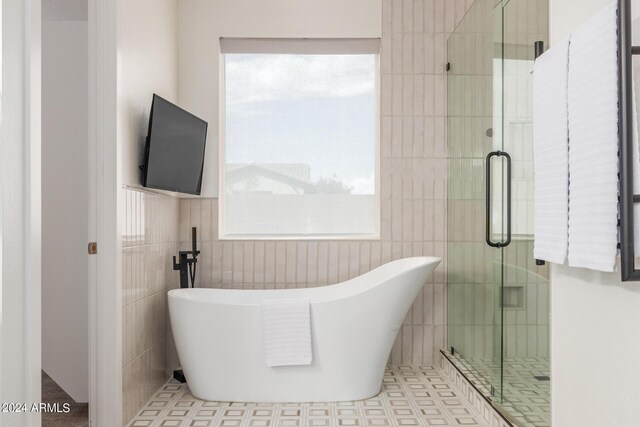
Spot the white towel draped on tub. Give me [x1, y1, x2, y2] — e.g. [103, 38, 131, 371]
[533, 37, 570, 264]
[567, 1, 620, 272]
[262, 299, 312, 367]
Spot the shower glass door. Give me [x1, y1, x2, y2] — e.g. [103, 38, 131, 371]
[447, 0, 550, 426]
[499, 0, 551, 425]
[446, 0, 505, 399]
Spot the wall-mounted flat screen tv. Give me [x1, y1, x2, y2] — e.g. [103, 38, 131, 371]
[142, 94, 208, 195]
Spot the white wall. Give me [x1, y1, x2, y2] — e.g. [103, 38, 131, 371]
[41, 10, 89, 402]
[2, 0, 42, 425]
[118, 0, 178, 187]
[551, 263, 640, 426]
[549, 0, 622, 41]
[178, 0, 382, 197]
[117, 0, 180, 422]
[550, 2, 640, 426]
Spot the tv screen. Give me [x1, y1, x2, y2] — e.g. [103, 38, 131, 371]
[142, 94, 208, 195]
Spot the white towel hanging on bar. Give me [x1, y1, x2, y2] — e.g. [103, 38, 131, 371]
[532, 37, 570, 264]
[567, 1, 620, 272]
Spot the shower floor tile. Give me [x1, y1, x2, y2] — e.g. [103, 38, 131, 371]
[446, 355, 550, 427]
[127, 366, 488, 427]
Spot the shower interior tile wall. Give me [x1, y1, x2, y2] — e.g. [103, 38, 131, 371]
[122, 187, 181, 424]
[445, 0, 498, 358]
[501, 0, 550, 360]
[176, 0, 476, 367]
[446, 0, 550, 361]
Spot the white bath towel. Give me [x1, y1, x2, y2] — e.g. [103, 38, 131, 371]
[567, 1, 620, 272]
[262, 299, 312, 367]
[533, 37, 570, 264]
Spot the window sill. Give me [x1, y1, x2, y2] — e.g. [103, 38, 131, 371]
[218, 234, 381, 241]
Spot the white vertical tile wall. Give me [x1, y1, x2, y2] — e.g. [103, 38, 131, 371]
[122, 187, 180, 424]
[178, 0, 474, 367]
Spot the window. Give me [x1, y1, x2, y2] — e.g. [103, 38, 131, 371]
[219, 38, 380, 239]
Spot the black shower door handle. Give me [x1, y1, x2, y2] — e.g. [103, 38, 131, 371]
[485, 151, 511, 248]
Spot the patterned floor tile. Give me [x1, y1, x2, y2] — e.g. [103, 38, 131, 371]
[127, 366, 488, 427]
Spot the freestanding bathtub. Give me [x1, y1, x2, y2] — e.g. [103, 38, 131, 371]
[168, 256, 440, 402]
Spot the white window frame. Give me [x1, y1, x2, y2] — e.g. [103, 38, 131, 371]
[218, 38, 381, 240]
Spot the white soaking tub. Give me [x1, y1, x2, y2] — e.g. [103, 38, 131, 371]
[168, 256, 440, 402]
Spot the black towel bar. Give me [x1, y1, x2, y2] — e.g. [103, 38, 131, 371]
[533, 41, 547, 267]
[618, 0, 640, 280]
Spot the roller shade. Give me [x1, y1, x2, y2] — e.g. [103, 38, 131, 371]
[219, 38, 379, 239]
[220, 37, 381, 55]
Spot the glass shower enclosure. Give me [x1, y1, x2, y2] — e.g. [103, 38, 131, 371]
[446, 0, 550, 426]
